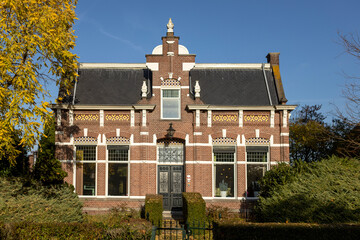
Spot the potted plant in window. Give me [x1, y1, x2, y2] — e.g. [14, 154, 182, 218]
[219, 180, 228, 197]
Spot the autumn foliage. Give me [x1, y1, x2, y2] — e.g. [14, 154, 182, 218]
[0, 0, 78, 164]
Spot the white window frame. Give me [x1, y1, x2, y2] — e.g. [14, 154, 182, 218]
[161, 88, 181, 120]
[245, 145, 270, 198]
[74, 144, 98, 197]
[212, 145, 237, 199]
[106, 145, 130, 197]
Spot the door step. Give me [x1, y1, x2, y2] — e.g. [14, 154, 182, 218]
[163, 211, 184, 221]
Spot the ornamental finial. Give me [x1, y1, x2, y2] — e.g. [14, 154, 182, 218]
[167, 18, 174, 33]
[141, 81, 147, 98]
[195, 80, 201, 98]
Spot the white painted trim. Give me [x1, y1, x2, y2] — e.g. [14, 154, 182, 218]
[57, 109, 61, 126]
[80, 63, 146, 69]
[84, 128, 88, 137]
[186, 161, 212, 164]
[271, 144, 290, 147]
[142, 109, 146, 127]
[222, 129, 226, 138]
[196, 109, 200, 127]
[255, 129, 260, 138]
[182, 62, 195, 71]
[270, 110, 275, 128]
[100, 110, 104, 127]
[69, 109, 73, 126]
[116, 129, 120, 137]
[146, 62, 159, 71]
[194, 63, 271, 69]
[280, 132, 289, 136]
[283, 110, 288, 128]
[55, 142, 72, 145]
[130, 110, 135, 127]
[153, 86, 190, 89]
[193, 132, 202, 136]
[140, 132, 149, 135]
[186, 104, 297, 111]
[239, 110, 243, 127]
[130, 160, 157, 164]
[207, 110, 212, 127]
[129, 196, 146, 199]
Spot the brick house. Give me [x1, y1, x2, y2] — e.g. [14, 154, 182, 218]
[53, 19, 296, 212]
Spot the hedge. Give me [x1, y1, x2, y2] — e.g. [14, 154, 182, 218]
[182, 192, 206, 224]
[0, 222, 105, 240]
[145, 194, 163, 227]
[0, 220, 152, 240]
[213, 220, 360, 240]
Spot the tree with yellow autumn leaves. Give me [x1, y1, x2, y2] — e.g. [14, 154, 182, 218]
[0, 0, 78, 165]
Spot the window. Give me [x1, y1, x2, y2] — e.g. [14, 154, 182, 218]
[107, 145, 129, 196]
[246, 146, 269, 197]
[213, 146, 235, 198]
[162, 89, 180, 119]
[76, 145, 96, 196]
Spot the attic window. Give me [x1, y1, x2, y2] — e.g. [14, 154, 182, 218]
[161, 89, 180, 119]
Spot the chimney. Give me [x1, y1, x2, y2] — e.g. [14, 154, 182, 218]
[266, 52, 280, 65]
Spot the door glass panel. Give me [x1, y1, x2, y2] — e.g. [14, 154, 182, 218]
[172, 172, 182, 193]
[159, 172, 168, 193]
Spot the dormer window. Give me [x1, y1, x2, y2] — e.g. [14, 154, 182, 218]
[161, 89, 180, 119]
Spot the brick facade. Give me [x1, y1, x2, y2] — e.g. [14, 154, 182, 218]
[53, 21, 296, 213]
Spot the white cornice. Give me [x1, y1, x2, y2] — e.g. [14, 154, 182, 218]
[51, 104, 155, 111]
[194, 63, 271, 69]
[186, 105, 297, 111]
[79, 63, 146, 69]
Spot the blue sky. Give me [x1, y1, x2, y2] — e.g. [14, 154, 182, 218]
[54, 0, 360, 119]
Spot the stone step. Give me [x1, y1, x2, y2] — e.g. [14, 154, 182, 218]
[162, 211, 184, 221]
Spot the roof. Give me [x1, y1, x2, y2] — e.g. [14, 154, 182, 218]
[190, 67, 279, 106]
[71, 68, 150, 105]
[62, 64, 281, 106]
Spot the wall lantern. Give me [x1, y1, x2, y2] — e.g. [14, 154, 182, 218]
[166, 123, 175, 139]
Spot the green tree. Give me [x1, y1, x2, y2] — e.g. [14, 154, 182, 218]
[0, 130, 29, 177]
[256, 156, 360, 223]
[34, 116, 66, 185]
[290, 105, 332, 162]
[0, 0, 78, 165]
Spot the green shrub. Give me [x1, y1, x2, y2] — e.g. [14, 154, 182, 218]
[183, 192, 206, 224]
[213, 220, 360, 240]
[145, 194, 163, 226]
[206, 204, 233, 222]
[0, 177, 83, 223]
[256, 157, 360, 223]
[105, 218, 152, 240]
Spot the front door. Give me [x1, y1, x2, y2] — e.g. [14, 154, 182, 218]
[158, 165, 184, 211]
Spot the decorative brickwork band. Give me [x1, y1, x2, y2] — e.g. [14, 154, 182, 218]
[213, 115, 238, 122]
[105, 114, 130, 121]
[74, 136, 97, 144]
[212, 137, 236, 145]
[106, 137, 130, 144]
[74, 114, 99, 121]
[245, 137, 270, 144]
[157, 139, 185, 146]
[244, 115, 269, 122]
[161, 78, 181, 86]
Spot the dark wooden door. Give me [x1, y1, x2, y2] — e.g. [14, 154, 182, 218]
[158, 165, 184, 211]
